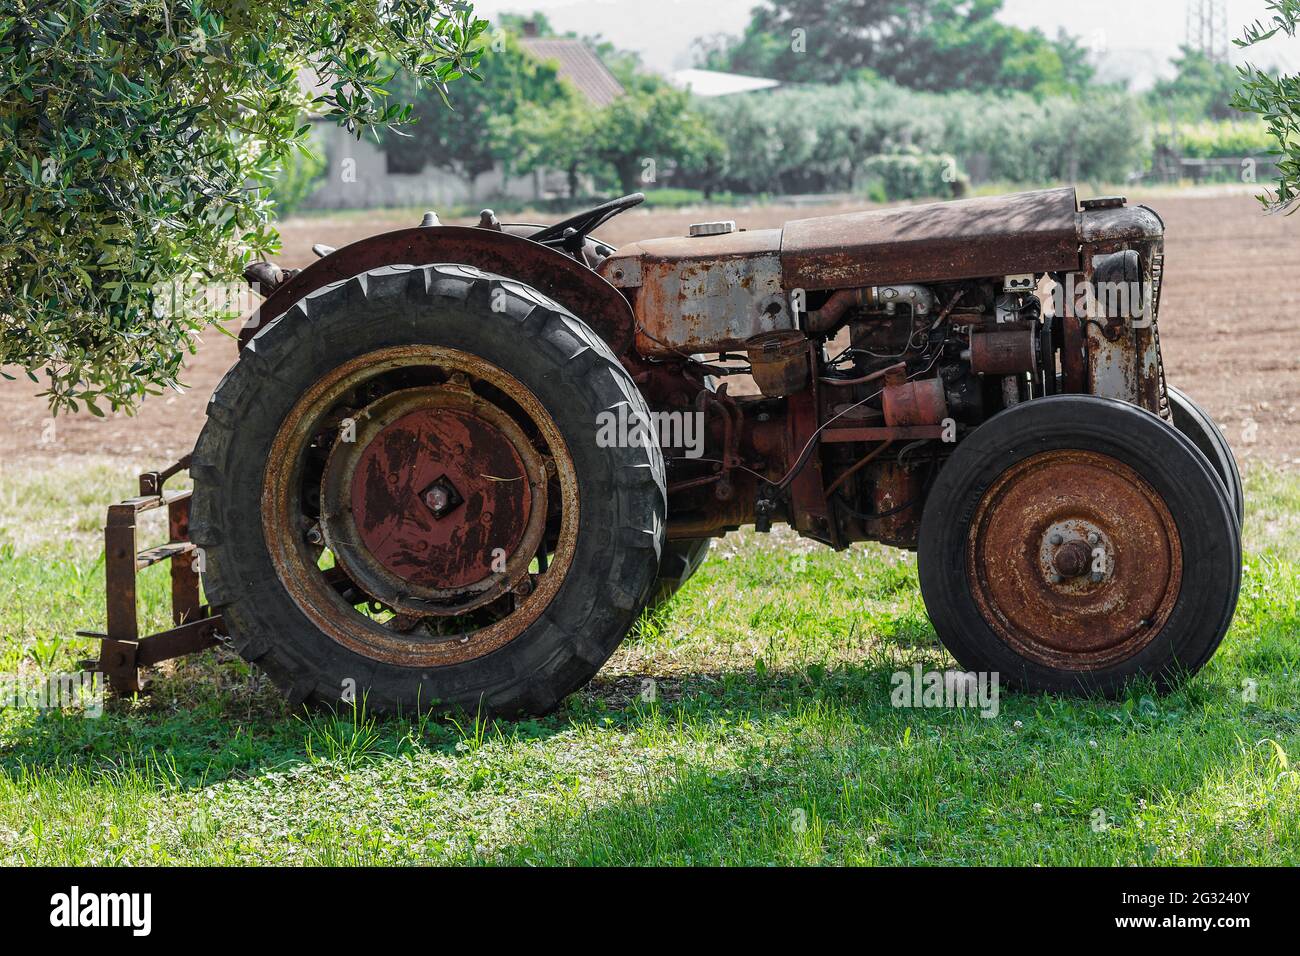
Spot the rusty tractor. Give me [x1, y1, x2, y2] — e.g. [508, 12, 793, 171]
[82, 188, 1243, 713]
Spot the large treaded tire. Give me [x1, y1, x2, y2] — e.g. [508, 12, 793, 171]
[189, 264, 666, 716]
[1166, 385, 1244, 533]
[918, 395, 1241, 697]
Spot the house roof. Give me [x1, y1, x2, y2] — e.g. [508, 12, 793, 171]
[518, 37, 625, 107]
[668, 69, 781, 98]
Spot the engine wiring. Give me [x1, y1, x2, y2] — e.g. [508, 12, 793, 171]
[824, 289, 966, 378]
[652, 289, 966, 502]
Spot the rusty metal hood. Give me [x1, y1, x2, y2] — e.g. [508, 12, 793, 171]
[780, 187, 1082, 291]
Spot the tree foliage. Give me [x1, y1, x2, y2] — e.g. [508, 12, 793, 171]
[694, 0, 1093, 96]
[0, 0, 484, 413]
[502, 95, 595, 198]
[1231, 0, 1300, 212]
[697, 80, 1145, 195]
[588, 79, 726, 194]
[502, 63, 725, 196]
[1150, 46, 1245, 121]
[381, 28, 572, 181]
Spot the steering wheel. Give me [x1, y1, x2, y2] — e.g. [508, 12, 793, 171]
[529, 193, 645, 251]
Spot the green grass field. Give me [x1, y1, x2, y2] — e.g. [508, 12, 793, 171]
[1, 459, 1297, 865]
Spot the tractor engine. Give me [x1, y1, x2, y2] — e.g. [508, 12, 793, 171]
[599, 189, 1164, 553]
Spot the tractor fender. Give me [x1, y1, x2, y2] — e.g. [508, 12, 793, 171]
[237, 225, 636, 354]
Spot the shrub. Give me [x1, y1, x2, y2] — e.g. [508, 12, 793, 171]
[703, 81, 1149, 196]
[862, 152, 967, 200]
[1167, 120, 1275, 159]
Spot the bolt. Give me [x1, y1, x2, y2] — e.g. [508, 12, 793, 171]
[424, 486, 450, 514]
[1049, 532, 1063, 546]
[1050, 573, 1063, 584]
[1091, 570, 1104, 583]
[1052, 540, 1092, 578]
[1087, 532, 1100, 546]
[306, 526, 323, 546]
[512, 576, 535, 597]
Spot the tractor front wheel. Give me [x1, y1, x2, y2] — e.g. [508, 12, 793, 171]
[918, 395, 1240, 696]
[1166, 384, 1244, 533]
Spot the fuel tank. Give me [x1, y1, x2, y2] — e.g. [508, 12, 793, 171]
[599, 228, 793, 357]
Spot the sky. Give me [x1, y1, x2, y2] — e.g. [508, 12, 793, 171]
[469, 0, 1299, 88]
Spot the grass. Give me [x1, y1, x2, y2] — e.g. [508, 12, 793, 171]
[0, 458, 1297, 865]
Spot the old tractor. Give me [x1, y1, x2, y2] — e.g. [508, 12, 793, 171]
[83, 187, 1242, 714]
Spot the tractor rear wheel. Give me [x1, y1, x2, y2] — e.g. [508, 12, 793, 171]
[918, 395, 1240, 696]
[1166, 385, 1244, 532]
[190, 264, 666, 716]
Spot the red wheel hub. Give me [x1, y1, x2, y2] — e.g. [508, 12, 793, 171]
[350, 405, 532, 590]
[319, 383, 550, 616]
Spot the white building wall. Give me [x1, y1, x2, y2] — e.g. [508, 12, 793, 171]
[304, 122, 554, 210]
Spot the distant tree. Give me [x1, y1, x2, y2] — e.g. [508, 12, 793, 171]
[382, 31, 573, 182]
[1232, 0, 1300, 211]
[508, 78, 725, 197]
[1049, 29, 1099, 93]
[503, 96, 599, 198]
[695, 0, 1093, 95]
[589, 82, 726, 194]
[1150, 46, 1244, 120]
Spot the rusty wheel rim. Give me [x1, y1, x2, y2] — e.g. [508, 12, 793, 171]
[263, 346, 578, 667]
[966, 449, 1182, 671]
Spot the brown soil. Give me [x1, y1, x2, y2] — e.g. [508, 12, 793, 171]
[3, 189, 1296, 469]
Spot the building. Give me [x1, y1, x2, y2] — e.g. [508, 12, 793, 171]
[666, 68, 781, 98]
[304, 26, 624, 211]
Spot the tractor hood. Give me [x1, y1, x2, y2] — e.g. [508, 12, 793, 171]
[600, 187, 1087, 301]
[597, 187, 1164, 357]
[779, 186, 1082, 291]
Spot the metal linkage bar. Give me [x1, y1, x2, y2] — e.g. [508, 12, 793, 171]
[77, 461, 223, 696]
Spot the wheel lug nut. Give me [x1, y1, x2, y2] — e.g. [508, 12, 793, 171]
[1051, 540, 1091, 578]
[1087, 532, 1100, 546]
[1049, 533, 1063, 546]
[419, 476, 463, 519]
[1090, 570, 1104, 583]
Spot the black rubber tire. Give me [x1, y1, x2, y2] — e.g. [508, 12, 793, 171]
[190, 264, 666, 716]
[917, 395, 1241, 697]
[1166, 384, 1244, 533]
[647, 538, 712, 609]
